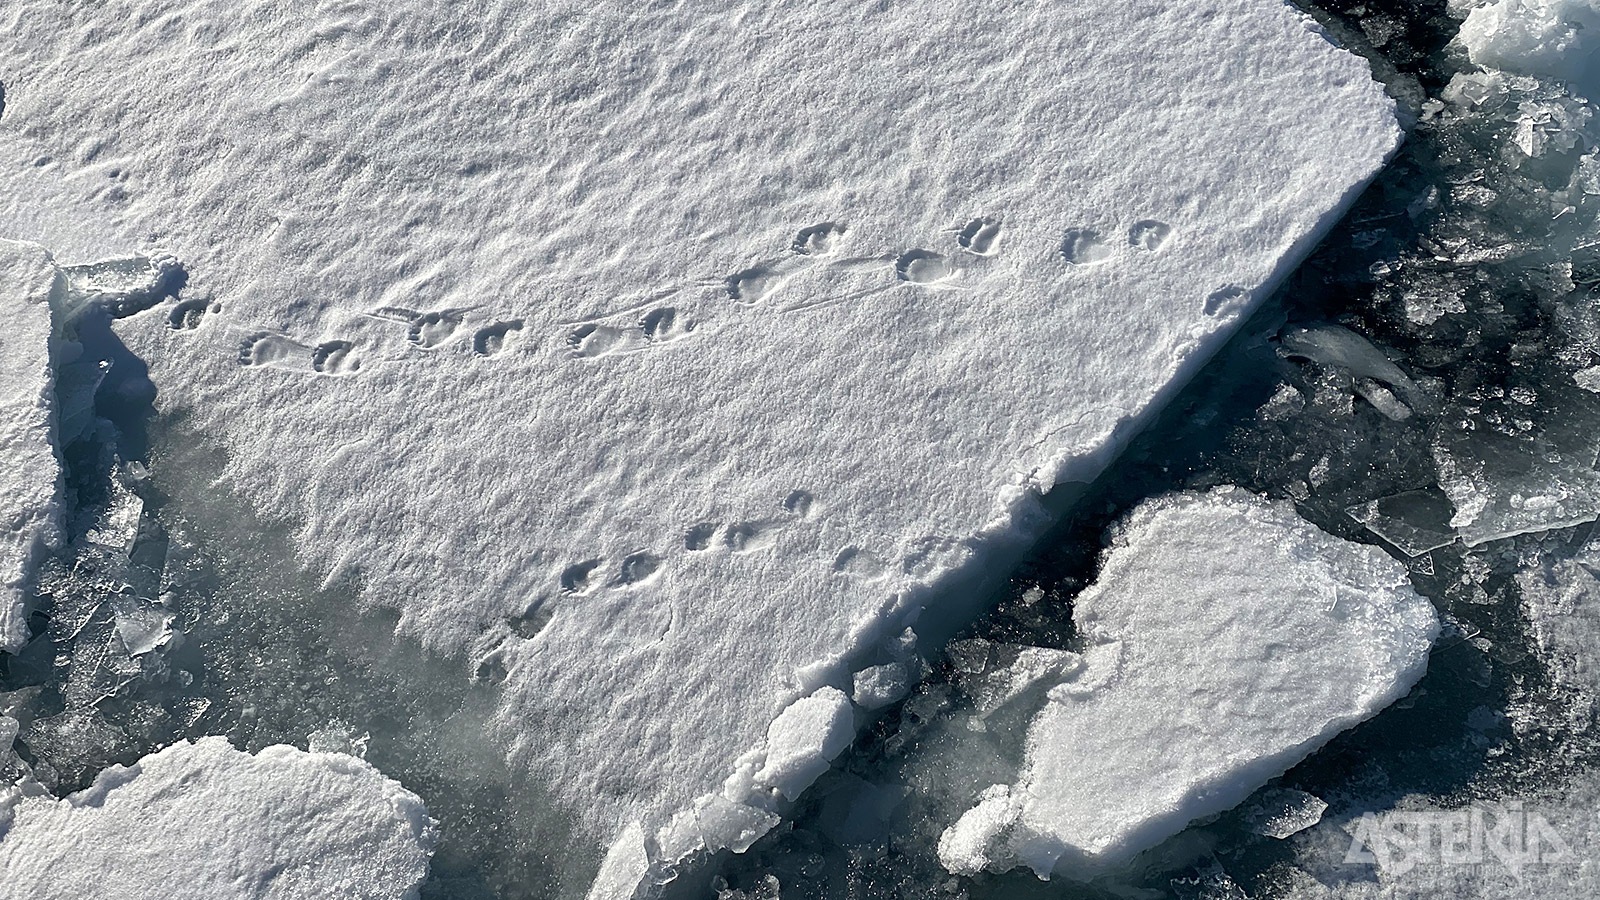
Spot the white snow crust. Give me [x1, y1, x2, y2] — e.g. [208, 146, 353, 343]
[0, 0, 1401, 882]
[0, 737, 436, 900]
[1459, 0, 1600, 99]
[939, 489, 1438, 879]
[0, 239, 62, 653]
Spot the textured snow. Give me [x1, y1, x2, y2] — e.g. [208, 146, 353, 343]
[939, 489, 1438, 878]
[0, 737, 436, 900]
[0, 0, 1401, 881]
[1459, 0, 1600, 99]
[0, 239, 62, 653]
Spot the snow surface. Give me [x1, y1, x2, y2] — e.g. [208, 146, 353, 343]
[939, 489, 1438, 879]
[1459, 0, 1600, 99]
[0, 239, 61, 653]
[0, 737, 436, 900]
[0, 0, 1401, 883]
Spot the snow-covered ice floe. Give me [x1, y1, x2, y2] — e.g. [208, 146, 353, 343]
[0, 737, 437, 900]
[0, 0, 1402, 887]
[939, 489, 1438, 880]
[0, 239, 62, 653]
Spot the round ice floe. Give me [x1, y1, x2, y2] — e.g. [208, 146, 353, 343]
[940, 489, 1438, 879]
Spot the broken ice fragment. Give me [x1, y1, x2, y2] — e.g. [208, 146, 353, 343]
[1243, 788, 1329, 839]
[755, 687, 854, 801]
[852, 662, 911, 711]
[696, 796, 782, 854]
[940, 489, 1437, 879]
[1346, 488, 1459, 557]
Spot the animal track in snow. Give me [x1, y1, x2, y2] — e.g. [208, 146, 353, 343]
[613, 552, 664, 586]
[1128, 219, 1173, 251]
[506, 603, 554, 639]
[409, 311, 463, 348]
[568, 307, 693, 358]
[1203, 285, 1250, 317]
[311, 340, 360, 375]
[1061, 229, 1113, 265]
[724, 263, 791, 304]
[560, 559, 604, 594]
[792, 222, 848, 256]
[957, 217, 1003, 255]
[371, 307, 466, 349]
[473, 320, 524, 357]
[722, 522, 778, 553]
[685, 523, 720, 552]
[168, 298, 219, 331]
[782, 490, 814, 518]
[238, 332, 312, 371]
[832, 546, 886, 580]
[684, 520, 780, 553]
[896, 249, 955, 284]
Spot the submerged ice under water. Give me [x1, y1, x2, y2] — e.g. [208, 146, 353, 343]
[3, 0, 1600, 898]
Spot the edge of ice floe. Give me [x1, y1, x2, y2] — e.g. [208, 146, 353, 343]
[0, 238, 67, 655]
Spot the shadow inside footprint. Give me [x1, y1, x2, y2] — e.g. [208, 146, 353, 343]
[473, 320, 524, 357]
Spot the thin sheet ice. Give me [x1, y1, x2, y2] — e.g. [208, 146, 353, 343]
[0, 0, 1402, 884]
[0, 239, 62, 653]
[0, 737, 436, 900]
[940, 490, 1437, 879]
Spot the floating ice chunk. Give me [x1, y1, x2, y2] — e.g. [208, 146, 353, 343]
[0, 239, 63, 654]
[1243, 788, 1329, 839]
[852, 662, 911, 711]
[1346, 488, 1459, 557]
[586, 822, 651, 900]
[1434, 426, 1600, 546]
[1458, 0, 1600, 100]
[754, 687, 854, 802]
[84, 473, 143, 555]
[0, 0, 1402, 886]
[941, 489, 1438, 879]
[696, 796, 782, 854]
[0, 737, 436, 900]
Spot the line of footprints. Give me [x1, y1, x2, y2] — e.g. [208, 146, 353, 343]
[554, 488, 818, 599]
[174, 212, 1251, 376]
